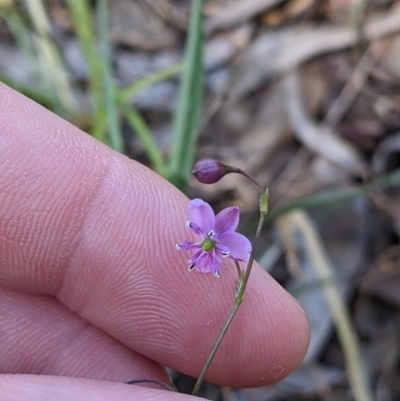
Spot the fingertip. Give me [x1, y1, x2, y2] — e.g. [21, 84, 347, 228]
[201, 266, 310, 387]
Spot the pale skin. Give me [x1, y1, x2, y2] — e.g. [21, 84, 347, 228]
[0, 83, 310, 400]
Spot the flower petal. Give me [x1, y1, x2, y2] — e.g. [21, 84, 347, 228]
[190, 249, 221, 275]
[189, 249, 204, 265]
[187, 198, 215, 235]
[214, 206, 240, 235]
[218, 231, 252, 262]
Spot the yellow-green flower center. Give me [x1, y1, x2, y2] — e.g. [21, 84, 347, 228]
[201, 238, 215, 252]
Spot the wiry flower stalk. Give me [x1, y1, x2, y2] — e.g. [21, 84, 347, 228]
[191, 188, 269, 396]
[175, 159, 270, 396]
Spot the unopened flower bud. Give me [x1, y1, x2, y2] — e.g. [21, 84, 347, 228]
[192, 159, 263, 192]
[191, 159, 230, 184]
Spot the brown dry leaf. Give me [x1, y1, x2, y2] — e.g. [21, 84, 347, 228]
[276, 214, 303, 278]
[361, 267, 400, 308]
[377, 35, 400, 81]
[204, 24, 254, 69]
[372, 131, 400, 174]
[283, 71, 368, 177]
[324, 0, 353, 22]
[227, 6, 400, 101]
[371, 132, 400, 236]
[144, 0, 188, 30]
[262, 0, 315, 27]
[204, 0, 284, 34]
[109, 0, 177, 50]
[0, 0, 14, 7]
[49, 3, 73, 30]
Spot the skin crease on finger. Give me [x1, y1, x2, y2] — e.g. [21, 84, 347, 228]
[0, 287, 167, 383]
[0, 375, 198, 401]
[0, 83, 310, 387]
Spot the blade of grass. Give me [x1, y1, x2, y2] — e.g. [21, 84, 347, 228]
[0, 7, 45, 97]
[67, 0, 105, 141]
[168, 0, 203, 190]
[1, 8, 34, 58]
[121, 104, 166, 175]
[118, 62, 183, 104]
[266, 168, 400, 223]
[96, 0, 123, 152]
[289, 210, 373, 401]
[24, 0, 75, 117]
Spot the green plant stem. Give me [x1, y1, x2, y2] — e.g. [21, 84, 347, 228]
[261, 167, 400, 224]
[191, 207, 267, 396]
[122, 104, 166, 175]
[118, 62, 183, 103]
[168, 0, 203, 190]
[67, 0, 104, 135]
[24, 0, 75, 117]
[234, 261, 242, 279]
[96, 0, 123, 152]
[238, 210, 267, 298]
[191, 298, 241, 396]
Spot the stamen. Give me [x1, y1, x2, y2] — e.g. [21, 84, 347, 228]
[188, 264, 195, 271]
[208, 230, 216, 238]
[221, 250, 230, 257]
[214, 270, 221, 278]
[175, 243, 182, 251]
[185, 221, 191, 229]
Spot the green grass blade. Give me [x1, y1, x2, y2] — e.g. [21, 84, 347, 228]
[96, 0, 123, 152]
[122, 104, 166, 175]
[67, 0, 105, 140]
[168, 0, 203, 190]
[24, 0, 75, 117]
[118, 62, 183, 104]
[266, 168, 400, 223]
[1, 8, 34, 58]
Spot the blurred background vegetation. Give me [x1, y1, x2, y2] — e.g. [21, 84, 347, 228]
[1, 0, 400, 400]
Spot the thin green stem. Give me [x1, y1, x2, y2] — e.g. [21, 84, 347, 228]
[191, 299, 241, 396]
[191, 203, 267, 396]
[168, 0, 203, 190]
[239, 211, 267, 296]
[118, 62, 183, 103]
[234, 260, 242, 280]
[67, 0, 104, 135]
[96, 0, 123, 152]
[122, 104, 166, 175]
[227, 167, 263, 194]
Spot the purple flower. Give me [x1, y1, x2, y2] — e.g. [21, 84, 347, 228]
[176, 199, 252, 277]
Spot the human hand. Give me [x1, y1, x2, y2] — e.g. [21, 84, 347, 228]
[0, 84, 309, 400]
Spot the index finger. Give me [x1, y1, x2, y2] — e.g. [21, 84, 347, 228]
[0, 84, 309, 387]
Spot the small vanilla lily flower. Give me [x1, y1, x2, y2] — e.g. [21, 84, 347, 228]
[176, 199, 252, 277]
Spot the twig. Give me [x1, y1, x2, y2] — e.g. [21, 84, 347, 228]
[323, 39, 391, 127]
